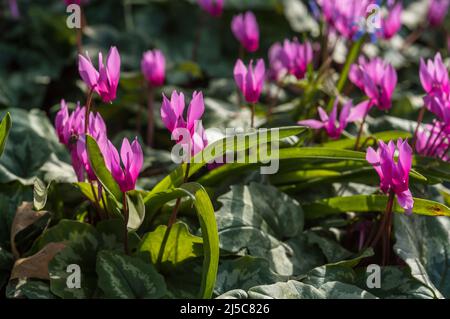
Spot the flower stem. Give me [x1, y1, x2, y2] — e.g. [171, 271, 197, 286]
[382, 195, 394, 266]
[354, 109, 369, 150]
[84, 89, 94, 134]
[427, 125, 446, 156]
[156, 162, 191, 268]
[75, 6, 86, 54]
[146, 85, 155, 147]
[250, 103, 255, 128]
[369, 191, 395, 259]
[412, 106, 426, 151]
[122, 193, 130, 255]
[236, 46, 245, 108]
[424, 120, 438, 152]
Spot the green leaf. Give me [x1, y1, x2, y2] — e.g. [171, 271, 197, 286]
[138, 222, 203, 270]
[0, 246, 14, 289]
[0, 109, 74, 185]
[214, 256, 286, 296]
[198, 147, 369, 186]
[47, 221, 101, 299]
[149, 127, 307, 195]
[6, 279, 57, 299]
[215, 183, 310, 276]
[414, 156, 450, 183]
[141, 187, 195, 230]
[0, 182, 32, 247]
[33, 178, 50, 211]
[218, 249, 376, 299]
[0, 112, 12, 157]
[394, 214, 450, 298]
[85, 135, 123, 201]
[126, 191, 145, 230]
[305, 231, 353, 263]
[303, 195, 450, 219]
[322, 131, 412, 150]
[96, 219, 141, 253]
[96, 250, 167, 299]
[219, 280, 377, 299]
[178, 182, 219, 299]
[354, 266, 437, 299]
[32, 219, 98, 252]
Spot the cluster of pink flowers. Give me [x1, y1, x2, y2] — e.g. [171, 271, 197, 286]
[350, 56, 397, 111]
[298, 100, 370, 139]
[56, 47, 143, 193]
[367, 139, 414, 213]
[78, 47, 121, 103]
[160, 91, 208, 157]
[316, 0, 402, 41]
[416, 53, 450, 159]
[268, 38, 313, 82]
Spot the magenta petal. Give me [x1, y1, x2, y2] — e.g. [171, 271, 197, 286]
[317, 107, 329, 122]
[106, 46, 121, 87]
[130, 138, 144, 182]
[396, 189, 414, 214]
[78, 54, 99, 91]
[187, 91, 205, 131]
[348, 100, 371, 122]
[297, 119, 324, 129]
[397, 139, 412, 178]
[233, 59, 247, 94]
[161, 93, 179, 132]
[120, 138, 133, 171]
[254, 59, 266, 86]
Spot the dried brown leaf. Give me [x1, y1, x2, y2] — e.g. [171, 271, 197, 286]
[11, 202, 49, 258]
[10, 242, 66, 280]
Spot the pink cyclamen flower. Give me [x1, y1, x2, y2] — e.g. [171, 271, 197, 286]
[55, 100, 84, 147]
[141, 50, 166, 87]
[420, 53, 450, 122]
[349, 57, 397, 110]
[381, 2, 402, 39]
[272, 38, 313, 80]
[318, 0, 375, 40]
[197, 0, 224, 17]
[268, 42, 287, 82]
[234, 59, 265, 104]
[427, 0, 450, 27]
[55, 100, 107, 181]
[231, 11, 259, 53]
[298, 100, 370, 139]
[415, 121, 450, 159]
[420, 53, 449, 95]
[78, 46, 121, 103]
[161, 91, 208, 156]
[366, 139, 414, 213]
[101, 137, 144, 192]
